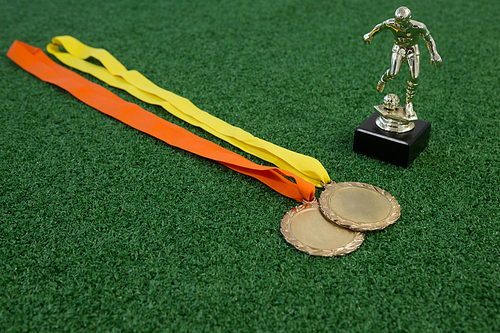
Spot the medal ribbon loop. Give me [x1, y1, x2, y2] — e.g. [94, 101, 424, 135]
[45, 36, 331, 187]
[7, 41, 315, 203]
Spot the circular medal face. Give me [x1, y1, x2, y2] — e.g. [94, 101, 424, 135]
[318, 182, 401, 231]
[281, 200, 364, 256]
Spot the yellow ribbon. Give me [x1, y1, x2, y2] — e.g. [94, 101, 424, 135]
[47, 36, 330, 187]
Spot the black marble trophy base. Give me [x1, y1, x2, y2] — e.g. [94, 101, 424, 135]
[353, 112, 431, 168]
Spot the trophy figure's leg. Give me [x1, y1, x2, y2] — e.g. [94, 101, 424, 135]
[377, 48, 402, 92]
[404, 81, 419, 121]
[404, 52, 420, 121]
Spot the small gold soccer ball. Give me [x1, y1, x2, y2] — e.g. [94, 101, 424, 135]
[383, 94, 400, 110]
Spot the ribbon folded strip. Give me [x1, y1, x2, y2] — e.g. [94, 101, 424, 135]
[7, 40, 315, 202]
[46, 36, 331, 187]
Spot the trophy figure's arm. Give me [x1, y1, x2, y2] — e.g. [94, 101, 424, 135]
[363, 21, 388, 44]
[422, 29, 442, 68]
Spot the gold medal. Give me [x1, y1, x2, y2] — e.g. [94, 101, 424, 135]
[318, 182, 400, 231]
[281, 200, 364, 256]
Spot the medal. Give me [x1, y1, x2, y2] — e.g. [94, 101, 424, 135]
[319, 182, 400, 231]
[281, 200, 364, 256]
[280, 181, 399, 256]
[9, 38, 401, 257]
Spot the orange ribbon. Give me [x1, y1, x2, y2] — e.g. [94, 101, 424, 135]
[7, 40, 315, 202]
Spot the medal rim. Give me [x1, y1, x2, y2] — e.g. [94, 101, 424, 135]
[280, 200, 365, 257]
[318, 182, 401, 231]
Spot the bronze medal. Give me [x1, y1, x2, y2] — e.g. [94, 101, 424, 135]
[281, 200, 364, 256]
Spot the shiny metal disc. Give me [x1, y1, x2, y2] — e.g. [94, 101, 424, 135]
[318, 182, 401, 231]
[281, 200, 364, 256]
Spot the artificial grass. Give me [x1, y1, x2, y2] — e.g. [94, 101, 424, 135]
[1, 0, 499, 332]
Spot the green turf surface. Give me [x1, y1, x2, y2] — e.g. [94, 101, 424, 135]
[1, 0, 499, 331]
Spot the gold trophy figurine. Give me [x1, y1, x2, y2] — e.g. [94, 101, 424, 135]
[363, 6, 442, 128]
[353, 7, 441, 167]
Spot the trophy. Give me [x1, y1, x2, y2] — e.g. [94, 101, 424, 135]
[353, 6, 442, 167]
